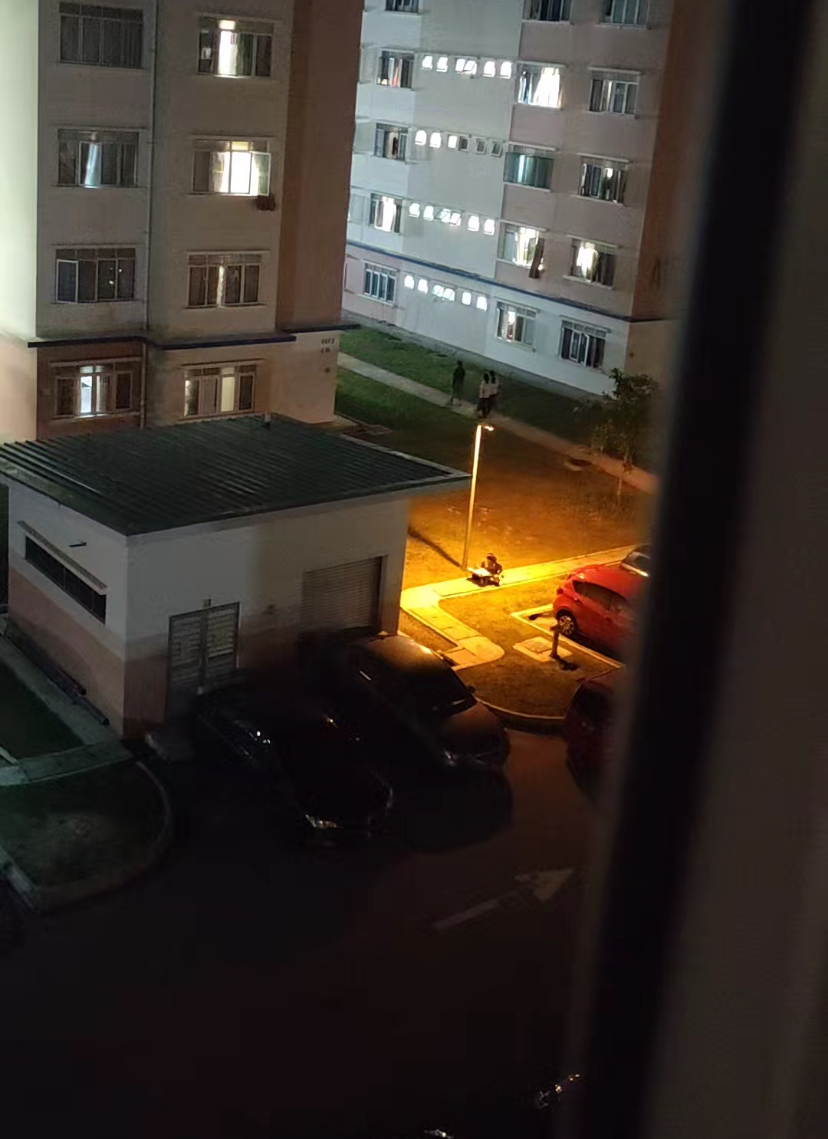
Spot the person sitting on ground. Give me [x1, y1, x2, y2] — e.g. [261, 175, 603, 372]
[450, 360, 466, 406]
[481, 552, 503, 584]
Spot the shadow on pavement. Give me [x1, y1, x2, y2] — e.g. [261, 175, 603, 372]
[408, 526, 461, 570]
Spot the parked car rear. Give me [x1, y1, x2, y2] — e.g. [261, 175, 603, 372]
[298, 632, 510, 781]
[553, 563, 643, 657]
[620, 543, 651, 577]
[563, 670, 623, 795]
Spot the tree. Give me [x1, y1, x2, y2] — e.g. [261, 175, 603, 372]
[585, 368, 658, 496]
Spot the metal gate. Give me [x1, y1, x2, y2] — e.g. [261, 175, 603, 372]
[300, 557, 382, 635]
[167, 603, 239, 715]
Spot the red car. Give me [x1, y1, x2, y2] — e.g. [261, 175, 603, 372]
[563, 670, 624, 796]
[553, 563, 643, 657]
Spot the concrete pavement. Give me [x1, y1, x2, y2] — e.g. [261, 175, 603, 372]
[340, 352, 657, 494]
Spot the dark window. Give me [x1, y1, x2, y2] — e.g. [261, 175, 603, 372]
[386, 0, 419, 11]
[504, 147, 553, 189]
[25, 537, 106, 623]
[525, 0, 571, 19]
[580, 582, 614, 608]
[560, 321, 606, 368]
[114, 370, 134, 410]
[604, 0, 649, 26]
[59, 4, 143, 68]
[374, 123, 408, 161]
[55, 247, 136, 303]
[197, 17, 273, 78]
[580, 160, 627, 203]
[378, 51, 414, 88]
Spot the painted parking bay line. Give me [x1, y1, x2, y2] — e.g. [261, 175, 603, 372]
[433, 899, 502, 932]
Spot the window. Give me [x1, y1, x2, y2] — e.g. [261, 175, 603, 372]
[483, 60, 497, 77]
[432, 284, 455, 302]
[560, 319, 607, 367]
[374, 123, 408, 160]
[423, 205, 435, 220]
[59, 4, 142, 68]
[25, 537, 106, 623]
[53, 360, 140, 419]
[500, 61, 513, 78]
[417, 278, 428, 292]
[590, 72, 638, 114]
[603, 0, 649, 25]
[414, 129, 427, 146]
[447, 135, 459, 149]
[421, 54, 433, 69]
[476, 295, 488, 311]
[483, 218, 497, 235]
[580, 159, 627, 202]
[192, 139, 271, 196]
[504, 146, 553, 189]
[369, 193, 402, 233]
[439, 208, 452, 224]
[197, 16, 272, 77]
[475, 138, 488, 155]
[500, 224, 541, 267]
[436, 56, 449, 72]
[408, 202, 421, 217]
[461, 291, 472, 305]
[404, 274, 415, 289]
[570, 239, 616, 286]
[183, 364, 256, 419]
[55, 247, 136, 303]
[378, 51, 414, 88]
[491, 141, 503, 157]
[363, 263, 397, 303]
[517, 64, 562, 108]
[467, 215, 480, 231]
[455, 58, 477, 76]
[58, 129, 137, 188]
[429, 131, 442, 148]
[188, 253, 262, 308]
[496, 302, 535, 346]
[525, 0, 571, 19]
[386, 0, 419, 10]
[458, 136, 470, 152]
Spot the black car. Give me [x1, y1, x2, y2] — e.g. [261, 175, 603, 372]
[299, 632, 510, 777]
[619, 543, 651, 577]
[194, 685, 392, 842]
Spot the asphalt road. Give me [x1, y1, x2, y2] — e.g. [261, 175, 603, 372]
[0, 731, 594, 1139]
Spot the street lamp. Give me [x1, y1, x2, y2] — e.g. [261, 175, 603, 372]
[462, 422, 494, 571]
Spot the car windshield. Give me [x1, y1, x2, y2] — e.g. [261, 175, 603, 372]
[409, 668, 475, 718]
[276, 719, 362, 793]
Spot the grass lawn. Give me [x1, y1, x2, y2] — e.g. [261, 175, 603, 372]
[341, 326, 595, 444]
[0, 662, 81, 759]
[0, 761, 165, 886]
[337, 369, 650, 588]
[438, 581, 619, 718]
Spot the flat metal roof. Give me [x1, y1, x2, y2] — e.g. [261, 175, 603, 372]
[0, 415, 469, 536]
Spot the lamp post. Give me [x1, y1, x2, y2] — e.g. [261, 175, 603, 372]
[462, 422, 494, 571]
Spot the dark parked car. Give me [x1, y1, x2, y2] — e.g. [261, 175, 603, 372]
[563, 670, 623, 796]
[194, 684, 392, 842]
[300, 632, 510, 778]
[620, 543, 651, 577]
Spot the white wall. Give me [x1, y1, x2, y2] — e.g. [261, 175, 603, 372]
[124, 496, 411, 661]
[0, 340, 38, 443]
[6, 482, 130, 649]
[0, 0, 39, 340]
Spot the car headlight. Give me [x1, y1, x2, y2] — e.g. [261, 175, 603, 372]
[305, 815, 342, 831]
[441, 748, 459, 766]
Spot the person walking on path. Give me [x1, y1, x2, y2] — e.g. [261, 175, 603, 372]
[477, 372, 491, 418]
[487, 371, 501, 415]
[450, 360, 466, 405]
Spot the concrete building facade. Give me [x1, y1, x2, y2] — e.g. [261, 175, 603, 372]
[344, 0, 688, 395]
[0, 0, 363, 443]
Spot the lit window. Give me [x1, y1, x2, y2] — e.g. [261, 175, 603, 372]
[421, 54, 433, 69]
[436, 56, 449, 72]
[447, 134, 459, 149]
[569, 239, 616, 286]
[53, 361, 139, 419]
[443, 287, 456, 301]
[450, 211, 462, 226]
[467, 215, 480, 231]
[198, 16, 273, 78]
[378, 50, 414, 88]
[464, 60, 478, 76]
[374, 123, 409, 161]
[476, 295, 488, 311]
[517, 64, 562, 109]
[461, 290, 472, 305]
[423, 205, 435, 220]
[483, 218, 496, 235]
[414, 129, 428, 146]
[429, 131, 442, 148]
[439, 208, 452, 224]
[500, 223, 542, 267]
[496, 302, 536, 346]
[362, 263, 397, 303]
[483, 60, 497, 78]
[432, 283, 443, 297]
[369, 192, 403, 232]
[404, 273, 415, 288]
[193, 139, 271, 196]
[559, 319, 607, 368]
[455, 58, 466, 73]
[408, 202, 421, 216]
[188, 252, 262, 307]
[417, 278, 428, 292]
[183, 363, 257, 418]
[500, 61, 513, 78]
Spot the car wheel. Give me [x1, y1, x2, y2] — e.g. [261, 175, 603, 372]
[557, 611, 577, 638]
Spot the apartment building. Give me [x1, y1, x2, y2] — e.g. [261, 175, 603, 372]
[0, 0, 362, 443]
[344, 0, 692, 396]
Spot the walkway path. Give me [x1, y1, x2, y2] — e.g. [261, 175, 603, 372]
[401, 546, 632, 669]
[340, 353, 656, 494]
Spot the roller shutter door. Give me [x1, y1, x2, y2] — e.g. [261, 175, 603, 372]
[300, 557, 382, 635]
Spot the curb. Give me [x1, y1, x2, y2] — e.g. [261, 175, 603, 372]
[482, 700, 565, 734]
[0, 760, 174, 913]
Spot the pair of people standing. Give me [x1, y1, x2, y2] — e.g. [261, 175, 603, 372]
[477, 371, 500, 419]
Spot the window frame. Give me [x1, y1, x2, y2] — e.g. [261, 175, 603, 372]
[559, 319, 607, 368]
[374, 123, 408, 161]
[362, 263, 397, 305]
[579, 158, 628, 203]
[569, 239, 617, 287]
[369, 193, 403, 233]
[524, 0, 571, 20]
[378, 50, 415, 88]
[385, 0, 419, 10]
[52, 360, 140, 420]
[589, 72, 639, 115]
[603, 0, 649, 27]
[54, 247, 137, 304]
[187, 252, 263, 309]
[182, 363, 257, 420]
[517, 63, 563, 109]
[197, 15, 274, 78]
[495, 302, 536, 347]
[504, 146, 554, 190]
[192, 139, 272, 197]
[57, 129, 138, 189]
[59, 3, 143, 69]
[499, 223, 542, 267]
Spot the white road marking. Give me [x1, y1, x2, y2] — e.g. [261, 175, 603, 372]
[432, 869, 574, 933]
[516, 868, 573, 902]
[433, 899, 501, 932]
